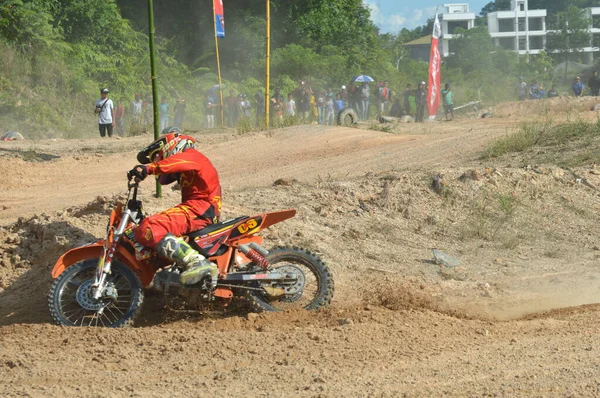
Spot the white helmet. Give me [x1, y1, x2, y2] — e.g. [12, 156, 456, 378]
[341, 85, 346, 90]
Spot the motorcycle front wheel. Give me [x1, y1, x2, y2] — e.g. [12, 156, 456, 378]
[49, 259, 144, 327]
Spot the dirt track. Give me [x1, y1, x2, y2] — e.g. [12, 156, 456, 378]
[2, 102, 600, 397]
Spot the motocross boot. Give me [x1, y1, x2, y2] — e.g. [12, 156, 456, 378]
[156, 233, 218, 287]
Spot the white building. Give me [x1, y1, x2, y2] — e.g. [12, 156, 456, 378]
[440, 4, 476, 57]
[416, 2, 600, 63]
[487, 0, 547, 56]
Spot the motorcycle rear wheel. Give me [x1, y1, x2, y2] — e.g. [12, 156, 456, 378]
[247, 247, 334, 312]
[48, 259, 144, 327]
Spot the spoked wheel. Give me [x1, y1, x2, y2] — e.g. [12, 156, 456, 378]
[247, 247, 334, 312]
[49, 259, 143, 327]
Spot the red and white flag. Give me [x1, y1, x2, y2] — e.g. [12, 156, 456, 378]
[426, 13, 442, 120]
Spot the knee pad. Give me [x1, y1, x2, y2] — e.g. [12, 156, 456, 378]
[155, 233, 181, 261]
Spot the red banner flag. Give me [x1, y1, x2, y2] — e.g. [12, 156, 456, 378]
[426, 13, 441, 120]
[214, 0, 225, 38]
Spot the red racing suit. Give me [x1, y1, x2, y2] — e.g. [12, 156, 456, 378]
[134, 148, 222, 249]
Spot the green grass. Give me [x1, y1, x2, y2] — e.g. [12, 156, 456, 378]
[482, 119, 600, 161]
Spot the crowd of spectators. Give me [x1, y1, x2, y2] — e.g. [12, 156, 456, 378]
[98, 77, 464, 137]
[516, 72, 600, 101]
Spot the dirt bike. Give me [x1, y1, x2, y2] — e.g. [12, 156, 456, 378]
[48, 180, 334, 327]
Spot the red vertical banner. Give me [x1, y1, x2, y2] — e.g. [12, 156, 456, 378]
[214, 0, 225, 38]
[427, 13, 441, 120]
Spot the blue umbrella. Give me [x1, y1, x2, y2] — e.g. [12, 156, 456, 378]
[351, 75, 375, 83]
[208, 84, 226, 93]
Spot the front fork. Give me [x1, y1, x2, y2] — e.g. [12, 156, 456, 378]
[92, 209, 137, 300]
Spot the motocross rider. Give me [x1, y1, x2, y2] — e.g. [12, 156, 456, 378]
[127, 127, 221, 287]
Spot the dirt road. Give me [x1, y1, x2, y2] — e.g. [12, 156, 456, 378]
[2, 107, 600, 397]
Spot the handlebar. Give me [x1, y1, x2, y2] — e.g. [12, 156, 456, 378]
[127, 178, 139, 203]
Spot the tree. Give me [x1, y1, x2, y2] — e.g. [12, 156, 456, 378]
[546, 5, 592, 81]
[529, 0, 595, 14]
[445, 26, 495, 75]
[479, 0, 511, 16]
[0, 0, 59, 50]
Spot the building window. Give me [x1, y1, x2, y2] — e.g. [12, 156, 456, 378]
[447, 21, 469, 34]
[518, 17, 526, 32]
[530, 36, 544, 50]
[593, 34, 600, 49]
[520, 3, 524, 12]
[519, 37, 527, 50]
[499, 37, 514, 50]
[529, 17, 543, 31]
[499, 19, 514, 33]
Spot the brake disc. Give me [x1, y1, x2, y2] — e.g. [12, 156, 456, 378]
[76, 280, 109, 311]
[274, 264, 306, 303]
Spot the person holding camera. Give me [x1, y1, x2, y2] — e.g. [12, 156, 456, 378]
[95, 88, 115, 138]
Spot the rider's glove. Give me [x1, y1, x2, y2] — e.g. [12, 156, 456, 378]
[127, 165, 148, 181]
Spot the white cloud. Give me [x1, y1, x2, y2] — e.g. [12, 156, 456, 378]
[363, 1, 438, 33]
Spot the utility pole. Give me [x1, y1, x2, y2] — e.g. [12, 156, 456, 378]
[265, 0, 270, 129]
[147, 0, 161, 198]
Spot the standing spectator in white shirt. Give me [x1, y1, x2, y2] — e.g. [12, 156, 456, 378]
[94, 88, 114, 138]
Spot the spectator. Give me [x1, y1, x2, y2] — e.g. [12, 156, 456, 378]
[572, 76, 584, 97]
[325, 92, 335, 125]
[441, 83, 454, 121]
[298, 88, 311, 120]
[334, 93, 345, 115]
[589, 71, 600, 96]
[547, 85, 559, 98]
[254, 90, 265, 125]
[205, 95, 216, 128]
[241, 94, 251, 118]
[409, 90, 417, 118]
[389, 98, 402, 117]
[324, 87, 335, 123]
[270, 89, 284, 124]
[378, 81, 391, 114]
[529, 80, 542, 99]
[159, 96, 169, 131]
[94, 88, 114, 138]
[348, 84, 359, 114]
[131, 93, 143, 124]
[517, 77, 527, 101]
[359, 82, 370, 121]
[225, 90, 238, 127]
[339, 85, 348, 106]
[143, 94, 153, 130]
[415, 81, 427, 123]
[285, 93, 296, 117]
[316, 91, 325, 124]
[173, 98, 186, 129]
[403, 84, 412, 116]
[115, 99, 125, 136]
[272, 87, 283, 102]
[310, 89, 319, 122]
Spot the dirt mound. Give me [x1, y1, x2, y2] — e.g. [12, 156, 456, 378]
[492, 96, 599, 119]
[0, 196, 121, 325]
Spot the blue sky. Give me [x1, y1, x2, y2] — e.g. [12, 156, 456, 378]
[363, 0, 490, 33]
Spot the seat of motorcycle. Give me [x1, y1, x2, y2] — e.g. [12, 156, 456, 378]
[186, 215, 249, 238]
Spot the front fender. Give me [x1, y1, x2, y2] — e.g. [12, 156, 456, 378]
[51, 241, 155, 287]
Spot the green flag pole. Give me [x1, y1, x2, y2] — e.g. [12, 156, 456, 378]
[147, 0, 161, 198]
